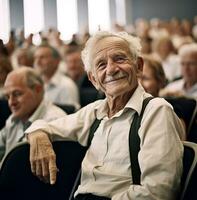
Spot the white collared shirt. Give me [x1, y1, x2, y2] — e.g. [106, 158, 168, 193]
[166, 79, 197, 98]
[25, 85, 184, 200]
[44, 72, 80, 109]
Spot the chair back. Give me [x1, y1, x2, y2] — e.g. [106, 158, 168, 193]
[165, 97, 197, 139]
[179, 141, 197, 200]
[56, 104, 76, 114]
[0, 141, 87, 200]
[0, 99, 11, 129]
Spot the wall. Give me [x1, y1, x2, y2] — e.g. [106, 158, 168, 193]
[131, 0, 196, 22]
[43, 0, 57, 29]
[9, 0, 24, 30]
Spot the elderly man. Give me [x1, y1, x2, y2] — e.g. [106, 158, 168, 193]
[0, 67, 66, 159]
[26, 32, 184, 200]
[163, 43, 197, 98]
[33, 45, 80, 109]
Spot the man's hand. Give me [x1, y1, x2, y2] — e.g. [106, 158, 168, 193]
[27, 131, 58, 185]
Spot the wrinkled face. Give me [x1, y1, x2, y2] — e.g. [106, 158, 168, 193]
[88, 36, 142, 97]
[4, 74, 40, 121]
[140, 63, 160, 97]
[65, 52, 84, 81]
[181, 52, 197, 84]
[34, 47, 57, 75]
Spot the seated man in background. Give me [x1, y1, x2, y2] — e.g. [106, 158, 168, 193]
[162, 43, 197, 98]
[0, 67, 66, 160]
[33, 45, 80, 109]
[63, 46, 87, 86]
[63, 46, 104, 107]
[26, 31, 184, 200]
[11, 47, 33, 69]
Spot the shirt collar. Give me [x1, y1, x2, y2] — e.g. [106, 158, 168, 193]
[28, 99, 45, 123]
[94, 84, 150, 119]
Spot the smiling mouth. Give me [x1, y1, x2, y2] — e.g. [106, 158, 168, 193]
[104, 76, 126, 84]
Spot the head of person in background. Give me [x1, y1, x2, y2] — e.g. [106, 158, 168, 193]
[141, 37, 152, 54]
[33, 45, 61, 83]
[12, 47, 33, 68]
[0, 39, 9, 57]
[0, 57, 13, 98]
[3, 67, 44, 122]
[152, 36, 175, 61]
[63, 46, 85, 83]
[179, 43, 197, 91]
[139, 55, 166, 97]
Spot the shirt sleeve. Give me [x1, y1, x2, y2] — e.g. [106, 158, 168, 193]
[112, 99, 184, 200]
[25, 102, 97, 146]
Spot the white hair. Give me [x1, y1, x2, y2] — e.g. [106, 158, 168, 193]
[81, 31, 142, 72]
[179, 43, 197, 57]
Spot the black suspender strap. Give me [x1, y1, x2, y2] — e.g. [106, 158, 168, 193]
[88, 97, 154, 185]
[88, 119, 102, 147]
[129, 96, 154, 185]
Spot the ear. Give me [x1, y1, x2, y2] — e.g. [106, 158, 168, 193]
[87, 72, 100, 90]
[136, 57, 144, 78]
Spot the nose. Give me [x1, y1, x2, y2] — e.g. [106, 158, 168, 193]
[106, 59, 119, 75]
[8, 94, 17, 107]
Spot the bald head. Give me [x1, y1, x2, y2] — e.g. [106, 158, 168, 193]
[4, 67, 44, 122]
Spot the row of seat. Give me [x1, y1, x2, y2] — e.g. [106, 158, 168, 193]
[1, 96, 196, 141]
[0, 140, 196, 200]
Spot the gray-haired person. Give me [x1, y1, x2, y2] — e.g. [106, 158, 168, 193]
[26, 32, 184, 200]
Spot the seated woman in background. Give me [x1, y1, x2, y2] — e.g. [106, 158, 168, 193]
[139, 55, 187, 140]
[140, 55, 167, 97]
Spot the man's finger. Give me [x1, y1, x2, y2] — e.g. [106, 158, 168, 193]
[30, 160, 36, 175]
[42, 158, 50, 184]
[36, 160, 42, 177]
[49, 159, 57, 185]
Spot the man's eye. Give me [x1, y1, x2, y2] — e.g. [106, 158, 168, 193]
[97, 62, 106, 69]
[13, 91, 23, 97]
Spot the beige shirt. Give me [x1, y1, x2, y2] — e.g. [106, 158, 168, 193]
[26, 85, 184, 200]
[0, 100, 66, 155]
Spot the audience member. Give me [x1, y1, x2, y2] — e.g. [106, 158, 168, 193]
[0, 39, 9, 57]
[63, 47, 85, 84]
[152, 36, 181, 82]
[0, 67, 66, 159]
[5, 30, 16, 55]
[140, 55, 166, 97]
[25, 31, 184, 200]
[140, 55, 186, 139]
[33, 45, 80, 109]
[63, 46, 94, 88]
[12, 47, 33, 68]
[0, 57, 13, 98]
[163, 43, 197, 98]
